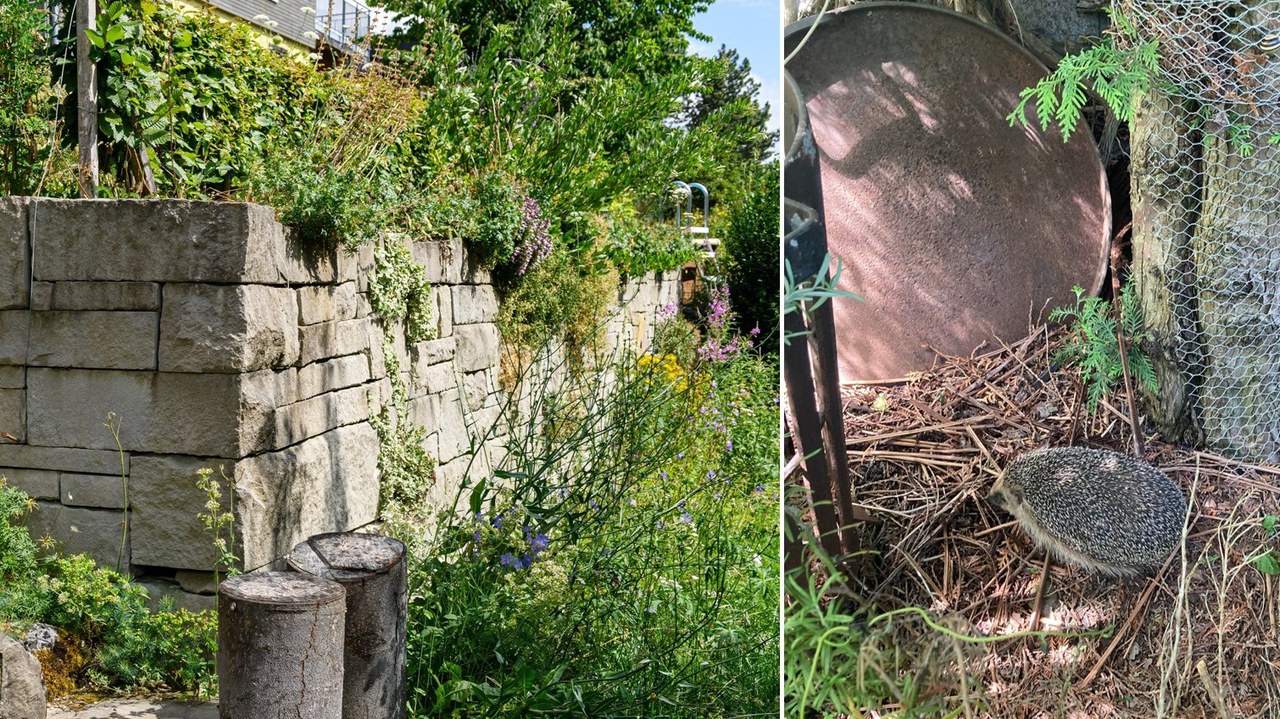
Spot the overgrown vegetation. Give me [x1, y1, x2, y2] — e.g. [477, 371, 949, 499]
[721, 167, 780, 351]
[1050, 283, 1156, 413]
[402, 311, 779, 716]
[0, 479, 217, 699]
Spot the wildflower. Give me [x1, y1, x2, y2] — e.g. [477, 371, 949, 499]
[680, 512, 693, 524]
[660, 470, 668, 481]
[531, 533, 549, 553]
[726, 439, 733, 452]
[755, 484, 765, 493]
[492, 514, 504, 529]
[500, 553, 516, 567]
[472, 530, 481, 542]
[708, 470, 716, 480]
[628, 498, 638, 507]
[657, 303, 677, 319]
[511, 193, 552, 275]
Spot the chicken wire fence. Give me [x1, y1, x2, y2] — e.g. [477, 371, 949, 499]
[1121, 0, 1280, 462]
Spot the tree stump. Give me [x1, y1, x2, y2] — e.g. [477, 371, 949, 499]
[288, 532, 407, 719]
[218, 572, 346, 719]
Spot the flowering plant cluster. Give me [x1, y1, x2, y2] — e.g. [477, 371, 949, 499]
[636, 352, 689, 392]
[470, 511, 552, 572]
[510, 193, 553, 276]
[697, 285, 753, 363]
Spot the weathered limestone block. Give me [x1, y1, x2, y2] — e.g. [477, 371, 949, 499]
[24, 501, 127, 568]
[434, 285, 453, 338]
[297, 354, 369, 401]
[273, 384, 370, 449]
[0, 198, 30, 310]
[0, 633, 46, 719]
[0, 388, 23, 442]
[28, 310, 158, 369]
[299, 317, 373, 367]
[25, 368, 286, 457]
[236, 423, 380, 570]
[298, 282, 359, 326]
[160, 284, 299, 373]
[451, 285, 498, 325]
[138, 577, 216, 613]
[0, 311, 30, 364]
[412, 239, 459, 285]
[462, 371, 489, 412]
[410, 391, 468, 462]
[33, 281, 161, 311]
[0, 468, 58, 500]
[30, 200, 358, 285]
[0, 367, 23, 389]
[366, 377, 393, 420]
[410, 359, 453, 397]
[412, 337, 456, 367]
[0, 444, 123, 474]
[454, 323, 500, 373]
[129, 454, 234, 571]
[461, 245, 492, 285]
[60, 472, 126, 509]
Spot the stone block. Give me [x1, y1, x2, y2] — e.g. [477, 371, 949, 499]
[0, 468, 58, 500]
[0, 633, 45, 719]
[462, 371, 489, 412]
[297, 282, 358, 325]
[471, 404, 503, 441]
[0, 311, 30, 364]
[129, 454, 235, 571]
[434, 285, 453, 338]
[349, 242, 375, 294]
[451, 285, 498, 325]
[29, 282, 51, 311]
[25, 368, 283, 457]
[236, 422, 379, 570]
[366, 377, 393, 419]
[273, 384, 370, 449]
[460, 244, 492, 284]
[137, 577, 216, 613]
[433, 392, 469, 462]
[411, 359, 453, 396]
[0, 444, 124, 474]
[455, 323, 501, 373]
[0, 198, 30, 310]
[412, 239, 456, 285]
[28, 311, 158, 369]
[45, 281, 161, 310]
[367, 334, 387, 381]
[0, 367, 21, 389]
[0, 388, 22, 442]
[412, 337, 456, 367]
[24, 501, 128, 569]
[160, 284, 299, 373]
[60, 472, 127, 509]
[174, 569, 219, 595]
[299, 317, 372, 366]
[297, 354, 369, 401]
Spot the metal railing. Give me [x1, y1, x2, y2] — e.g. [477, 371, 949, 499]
[315, 0, 373, 51]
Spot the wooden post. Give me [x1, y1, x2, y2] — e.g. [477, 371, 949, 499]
[76, 0, 99, 198]
[218, 572, 346, 719]
[289, 533, 408, 719]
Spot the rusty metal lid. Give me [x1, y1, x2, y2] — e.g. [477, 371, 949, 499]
[785, 4, 1111, 381]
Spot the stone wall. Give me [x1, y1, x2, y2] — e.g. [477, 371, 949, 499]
[0, 198, 679, 609]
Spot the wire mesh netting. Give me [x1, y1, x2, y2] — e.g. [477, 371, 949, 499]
[1123, 0, 1280, 462]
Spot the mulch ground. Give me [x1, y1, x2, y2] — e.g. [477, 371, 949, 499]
[811, 324, 1280, 718]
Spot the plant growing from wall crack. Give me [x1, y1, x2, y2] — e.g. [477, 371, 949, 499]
[371, 335, 437, 519]
[369, 238, 436, 344]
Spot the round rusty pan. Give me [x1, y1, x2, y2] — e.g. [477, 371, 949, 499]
[785, 4, 1110, 382]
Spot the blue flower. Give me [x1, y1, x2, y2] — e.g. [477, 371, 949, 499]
[472, 530, 481, 542]
[531, 533, 549, 553]
[492, 514, 505, 529]
[680, 512, 693, 525]
[500, 553, 516, 567]
[755, 484, 765, 493]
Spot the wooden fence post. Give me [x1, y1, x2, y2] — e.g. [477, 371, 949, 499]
[218, 572, 346, 719]
[288, 532, 408, 719]
[75, 0, 98, 198]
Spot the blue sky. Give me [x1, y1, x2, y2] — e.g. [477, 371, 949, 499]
[691, 0, 780, 136]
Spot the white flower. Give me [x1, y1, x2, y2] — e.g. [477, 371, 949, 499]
[301, 6, 316, 14]
[303, 30, 319, 40]
[266, 19, 279, 28]
[252, 14, 270, 22]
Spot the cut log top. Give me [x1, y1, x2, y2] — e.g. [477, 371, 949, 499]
[219, 571, 346, 607]
[287, 532, 406, 582]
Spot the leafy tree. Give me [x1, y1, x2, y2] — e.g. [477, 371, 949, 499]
[680, 45, 775, 164]
[722, 165, 780, 353]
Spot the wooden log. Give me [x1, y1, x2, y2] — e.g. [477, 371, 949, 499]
[288, 532, 407, 719]
[218, 572, 346, 719]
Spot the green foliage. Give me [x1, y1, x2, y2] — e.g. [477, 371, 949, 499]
[1007, 13, 1158, 142]
[471, 169, 524, 267]
[783, 255, 862, 346]
[1050, 284, 1158, 414]
[598, 204, 696, 277]
[41, 554, 216, 695]
[196, 467, 238, 583]
[722, 168, 781, 351]
[1252, 515, 1280, 575]
[369, 239, 435, 344]
[0, 479, 50, 621]
[0, 2, 59, 195]
[497, 244, 619, 352]
[371, 336, 438, 518]
[403, 319, 779, 717]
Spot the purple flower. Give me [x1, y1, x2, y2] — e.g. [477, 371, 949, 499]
[500, 553, 516, 567]
[726, 439, 733, 452]
[472, 530, 481, 542]
[511, 193, 553, 275]
[755, 484, 765, 493]
[492, 514, 505, 529]
[680, 512, 693, 524]
[531, 533, 549, 553]
[518, 553, 533, 569]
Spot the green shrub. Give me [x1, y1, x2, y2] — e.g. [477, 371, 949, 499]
[0, 2, 58, 195]
[1050, 283, 1157, 413]
[721, 168, 780, 352]
[403, 318, 779, 717]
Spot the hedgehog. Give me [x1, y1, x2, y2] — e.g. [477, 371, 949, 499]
[986, 446, 1188, 577]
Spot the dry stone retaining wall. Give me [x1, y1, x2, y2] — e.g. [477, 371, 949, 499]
[0, 198, 678, 609]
